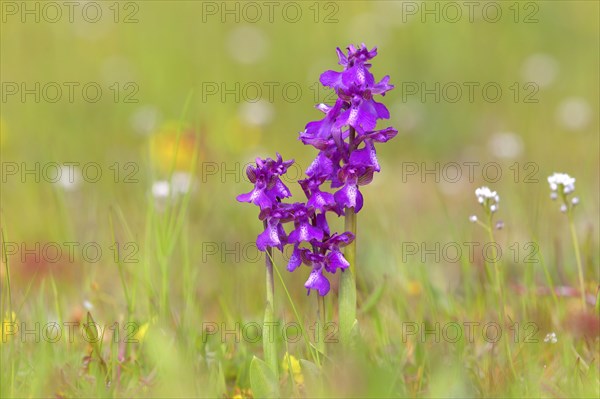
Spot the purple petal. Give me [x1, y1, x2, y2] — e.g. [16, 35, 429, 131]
[307, 190, 336, 212]
[327, 232, 355, 247]
[305, 268, 330, 296]
[334, 183, 364, 213]
[276, 223, 288, 248]
[357, 168, 375, 186]
[371, 100, 390, 120]
[356, 101, 382, 130]
[325, 250, 349, 273]
[269, 178, 292, 199]
[316, 103, 332, 113]
[288, 222, 324, 244]
[236, 188, 273, 210]
[335, 101, 377, 131]
[300, 135, 332, 150]
[246, 166, 257, 183]
[287, 246, 302, 272]
[320, 70, 343, 89]
[304, 119, 329, 137]
[306, 152, 334, 178]
[316, 213, 331, 236]
[365, 127, 398, 143]
[349, 141, 380, 172]
[341, 64, 374, 88]
[336, 47, 348, 66]
[371, 75, 394, 96]
[256, 221, 281, 251]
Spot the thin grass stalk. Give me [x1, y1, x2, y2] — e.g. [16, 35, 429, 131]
[486, 222, 517, 380]
[263, 229, 279, 377]
[567, 211, 586, 309]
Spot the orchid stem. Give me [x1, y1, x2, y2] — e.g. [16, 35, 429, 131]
[317, 295, 327, 356]
[339, 128, 357, 346]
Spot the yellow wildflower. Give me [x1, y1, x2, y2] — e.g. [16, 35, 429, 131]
[134, 322, 149, 342]
[282, 352, 304, 385]
[149, 121, 200, 173]
[406, 280, 422, 296]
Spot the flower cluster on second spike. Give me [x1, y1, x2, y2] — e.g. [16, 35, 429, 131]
[237, 44, 397, 296]
[237, 154, 355, 296]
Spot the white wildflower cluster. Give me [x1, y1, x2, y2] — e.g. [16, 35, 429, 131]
[475, 186, 499, 212]
[547, 172, 578, 212]
[548, 172, 575, 194]
[543, 332, 558, 344]
[470, 186, 501, 226]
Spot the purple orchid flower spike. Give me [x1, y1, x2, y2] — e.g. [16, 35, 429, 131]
[238, 44, 395, 297]
[300, 44, 396, 207]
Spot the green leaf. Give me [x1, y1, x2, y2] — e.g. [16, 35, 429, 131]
[209, 361, 226, 397]
[83, 312, 108, 381]
[263, 301, 279, 378]
[249, 356, 280, 399]
[299, 359, 323, 396]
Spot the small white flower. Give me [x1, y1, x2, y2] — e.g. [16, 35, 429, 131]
[560, 204, 567, 213]
[55, 164, 81, 191]
[543, 332, 557, 344]
[152, 181, 170, 199]
[495, 221, 504, 230]
[547, 173, 575, 194]
[490, 204, 498, 213]
[469, 215, 478, 223]
[550, 192, 558, 200]
[571, 197, 579, 206]
[83, 300, 94, 311]
[151, 172, 195, 202]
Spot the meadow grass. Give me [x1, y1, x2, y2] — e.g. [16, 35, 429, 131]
[1, 148, 598, 397]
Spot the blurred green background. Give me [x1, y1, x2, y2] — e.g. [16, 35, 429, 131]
[1, 1, 599, 397]
[2, 0, 598, 291]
